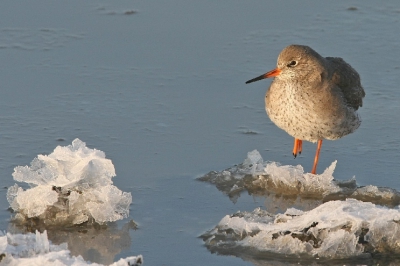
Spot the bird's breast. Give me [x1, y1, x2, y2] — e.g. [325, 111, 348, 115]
[265, 81, 361, 142]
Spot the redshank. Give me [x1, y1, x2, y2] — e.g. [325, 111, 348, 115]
[246, 45, 365, 174]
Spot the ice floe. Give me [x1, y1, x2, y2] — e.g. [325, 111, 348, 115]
[7, 139, 132, 226]
[200, 150, 400, 262]
[198, 150, 400, 208]
[201, 199, 400, 259]
[0, 230, 142, 265]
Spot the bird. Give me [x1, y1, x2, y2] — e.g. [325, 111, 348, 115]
[245, 45, 365, 174]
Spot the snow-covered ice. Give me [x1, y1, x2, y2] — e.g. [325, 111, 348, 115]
[198, 150, 400, 207]
[201, 199, 400, 259]
[0, 230, 142, 266]
[7, 139, 132, 226]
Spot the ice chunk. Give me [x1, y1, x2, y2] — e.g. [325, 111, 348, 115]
[198, 150, 344, 204]
[85, 185, 132, 223]
[12, 139, 115, 188]
[242, 150, 265, 175]
[202, 199, 400, 259]
[264, 160, 341, 196]
[198, 150, 400, 208]
[0, 230, 143, 266]
[7, 139, 132, 226]
[5, 219, 139, 264]
[348, 185, 400, 206]
[7, 185, 58, 218]
[35, 230, 50, 253]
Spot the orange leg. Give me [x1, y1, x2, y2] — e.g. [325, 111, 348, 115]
[292, 138, 302, 158]
[311, 139, 323, 174]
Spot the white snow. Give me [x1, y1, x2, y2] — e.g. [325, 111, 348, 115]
[202, 199, 400, 259]
[7, 139, 132, 225]
[0, 230, 143, 266]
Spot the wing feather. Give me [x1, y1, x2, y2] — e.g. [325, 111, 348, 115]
[326, 57, 365, 110]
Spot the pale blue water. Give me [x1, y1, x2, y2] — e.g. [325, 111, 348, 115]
[0, 1, 399, 265]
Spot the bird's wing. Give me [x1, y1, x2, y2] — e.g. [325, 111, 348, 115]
[326, 57, 365, 110]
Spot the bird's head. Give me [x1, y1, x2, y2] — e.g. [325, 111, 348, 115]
[246, 45, 326, 85]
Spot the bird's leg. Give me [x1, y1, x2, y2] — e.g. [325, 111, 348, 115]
[292, 138, 302, 158]
[298, 139, 302, 155]
[311, 139, 323, 174]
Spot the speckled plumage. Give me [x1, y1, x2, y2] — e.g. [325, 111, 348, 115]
[265, 45, 365, 142]
[246, 44, 365, 174]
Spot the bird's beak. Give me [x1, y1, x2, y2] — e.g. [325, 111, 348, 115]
[245, 68, 281, 84]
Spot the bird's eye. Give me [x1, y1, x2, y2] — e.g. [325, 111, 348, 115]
[287, 60, 298, 67]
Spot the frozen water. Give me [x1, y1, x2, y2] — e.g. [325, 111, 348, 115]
[7, 139, 132, 225]
[198, 150, 400, 207]
[12, 138, 115, 187]
[4, 220, 138, 264]
[200, 150, 400, 262]
[0, 230, 143, 265]
[202, 199, 400, 259]
[198, 150, 345, 203]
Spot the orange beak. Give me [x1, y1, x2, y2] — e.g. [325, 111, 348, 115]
[245, 68, 281, 84]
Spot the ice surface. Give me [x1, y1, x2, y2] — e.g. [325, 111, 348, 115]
[198, 150, 344, 202]
[198, 150, 400, 207]
[0, 230, 143, 266]
[7, 139, 132, 225]
[4, 219, 138, 264]
[202, 198, 400, 259]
